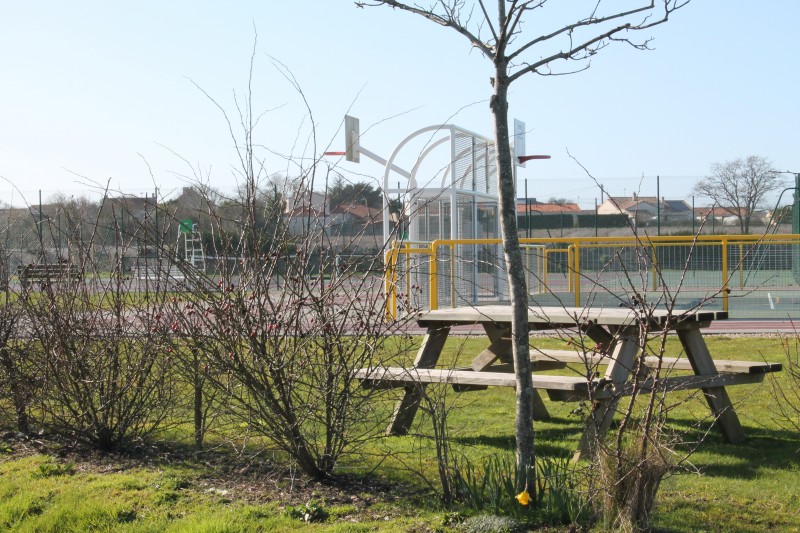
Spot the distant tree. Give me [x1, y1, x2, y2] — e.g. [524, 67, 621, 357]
[547, 197, 573, 206]
[328, 177, 382, 209]
[694, 156, 780, 234]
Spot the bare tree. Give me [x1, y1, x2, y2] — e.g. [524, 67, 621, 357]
[693, 155, 781, 234]
[357, 0, 691, 486]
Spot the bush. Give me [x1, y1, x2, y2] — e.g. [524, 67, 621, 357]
[23, 237, 178, 451]
[593, 433, 672, 532]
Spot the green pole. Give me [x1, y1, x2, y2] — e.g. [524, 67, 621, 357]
[792, 175, 800, 283]
[38, 190, 43, 248]
[793, 174, 800, 234]
[656, 175, 661, 236]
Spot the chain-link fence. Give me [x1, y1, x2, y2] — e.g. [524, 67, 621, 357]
[388, 235, 800, 319]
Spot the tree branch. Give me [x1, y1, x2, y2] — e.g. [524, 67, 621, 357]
[355, 0, 496, 59]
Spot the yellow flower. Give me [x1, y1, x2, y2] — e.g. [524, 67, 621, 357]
[516, 489, 531, 506]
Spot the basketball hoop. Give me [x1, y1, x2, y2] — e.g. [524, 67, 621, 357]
[518, 155, 551, 164]
[323, 151, 346, 156]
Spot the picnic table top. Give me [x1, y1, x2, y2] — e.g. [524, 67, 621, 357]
[416, 305, 728, 328]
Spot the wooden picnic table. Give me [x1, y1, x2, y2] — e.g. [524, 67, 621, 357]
[356, 305, 782, 460]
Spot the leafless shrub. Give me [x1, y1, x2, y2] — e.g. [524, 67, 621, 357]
[156, 57, 412, 478]
[22, 205, 179, 451]
[0, 292, 35, 434]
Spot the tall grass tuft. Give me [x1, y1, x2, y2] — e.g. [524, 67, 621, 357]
[452, 453, 589, 527]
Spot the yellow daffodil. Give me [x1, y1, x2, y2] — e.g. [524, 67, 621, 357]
[516, 489, 531, 506]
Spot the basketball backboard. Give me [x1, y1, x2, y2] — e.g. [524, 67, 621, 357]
[514, 119, 526, 167]
[345, 115, 360, 163]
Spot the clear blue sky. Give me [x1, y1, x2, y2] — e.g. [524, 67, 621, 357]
[1, 1, 798, 209]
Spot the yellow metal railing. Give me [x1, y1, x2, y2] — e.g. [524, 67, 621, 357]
[384, 234, 800, 319]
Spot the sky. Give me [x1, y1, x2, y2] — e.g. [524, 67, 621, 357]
[1, 1, 798, 210]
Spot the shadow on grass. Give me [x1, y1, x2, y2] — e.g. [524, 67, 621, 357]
[451, 435, 571, 458]
[665, 417, 800, 479]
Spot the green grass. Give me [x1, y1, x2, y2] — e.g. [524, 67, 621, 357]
[0, 335, 798, 531]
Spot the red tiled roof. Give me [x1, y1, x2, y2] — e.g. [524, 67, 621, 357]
[695, 206, 745, 217]
[516, 202, 580, 214]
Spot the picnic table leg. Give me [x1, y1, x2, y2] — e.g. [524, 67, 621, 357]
[469, 322, 550, 420]
[470, 322, 513, 369]
[677, 324, 746, 443]
[386, 326, 451, 435]
[573, 328, 639, 461]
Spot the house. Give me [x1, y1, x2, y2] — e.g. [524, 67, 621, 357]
[285, 190, 327, 216]
[328, 204, 382, 235]
[598, 194, 692, 224]
[597, 194, 659, 224]
[105, 194, 153, 222]
[516, 198, 581, 215]
[283, 205, 326, 236]
[662, 199, 693, 221]
[695, 206, 769, 228]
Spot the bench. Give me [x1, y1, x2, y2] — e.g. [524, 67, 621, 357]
[355, 362, 777, 402]
[528, 348, 782, 374]
[357, 305, 783, 460]
[17, 263, 82, 290]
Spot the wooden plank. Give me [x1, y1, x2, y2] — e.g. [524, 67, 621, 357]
[416, 305, 725, 329]
[470, 322, 511, 370]
[678, 325, 746, 444]
[386, 326, 450, 436]
[531, 349, 612, 367]
[530, 350, 781, 374]
[359, 370, 765, 404]
[574, 329, 640, 462]
[623, 372, 765, 395]
[355, 367, 598, 391]
[475, 322, 551, 420]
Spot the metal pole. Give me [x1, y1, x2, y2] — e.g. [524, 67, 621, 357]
[595, 198, 598, 237]
[794, 174, 800, 234]
[57, 209, 61, 259]
[692, 196, 695, 234]
[525, 179, 530, 238]
[38, 189, 43, 246]
[712, 206, 716, 234]
[656, 175, 661, 236]
[154, 188, 159, 252]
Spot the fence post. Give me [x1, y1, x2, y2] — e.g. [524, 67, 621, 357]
[384, 247, 396, 319]
[739, 242, 744, 289]
[450, 243, 456, 308]
[573, 241, 581, 307]
[652, 243, 658, 291]
[429, 242, 438, 310]
[722, 238, 729, 313]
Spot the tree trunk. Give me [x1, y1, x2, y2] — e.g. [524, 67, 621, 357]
[490, 66, 536, 489]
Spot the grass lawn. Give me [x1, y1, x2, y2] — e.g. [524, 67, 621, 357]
[0, 334, 798, 531]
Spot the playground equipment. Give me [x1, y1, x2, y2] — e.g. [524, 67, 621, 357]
[326, 116, 548, 309]
[176, 219, 205, 272]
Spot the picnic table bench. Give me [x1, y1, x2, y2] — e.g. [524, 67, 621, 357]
[17, 262, 82, 290]
[355, 305, 782, 460]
